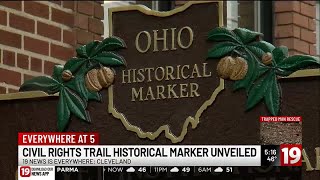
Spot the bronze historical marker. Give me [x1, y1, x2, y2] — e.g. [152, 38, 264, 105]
[108, 1, 224, 143]
[0, 1, 320, 179]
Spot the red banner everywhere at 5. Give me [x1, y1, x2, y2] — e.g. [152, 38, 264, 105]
[18, 132, 100, 145]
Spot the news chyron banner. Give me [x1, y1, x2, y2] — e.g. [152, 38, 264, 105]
[17, 133, 302, 179]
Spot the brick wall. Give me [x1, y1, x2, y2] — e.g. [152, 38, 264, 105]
[176, 1, 318, 57]
[274, 1, 317, 56]
[0, 1, 104, 94]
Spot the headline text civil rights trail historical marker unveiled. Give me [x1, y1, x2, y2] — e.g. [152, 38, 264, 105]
[0, 1, 319, 179]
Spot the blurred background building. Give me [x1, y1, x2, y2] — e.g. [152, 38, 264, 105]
[0, 1, 319, 94]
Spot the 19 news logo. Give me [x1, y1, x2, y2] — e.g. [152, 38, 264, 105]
[280, 144, 302, 166]
[20, 166, 31, 177]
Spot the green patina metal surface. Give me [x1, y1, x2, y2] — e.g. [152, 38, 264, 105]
[207, 27, 320, 115]
[20, 37, 126, 131]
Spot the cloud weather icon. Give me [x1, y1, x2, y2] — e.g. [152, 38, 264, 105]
[170, 167, 179, 172]
[214, 167, 223, 173]
[126, 167, 135, 172]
